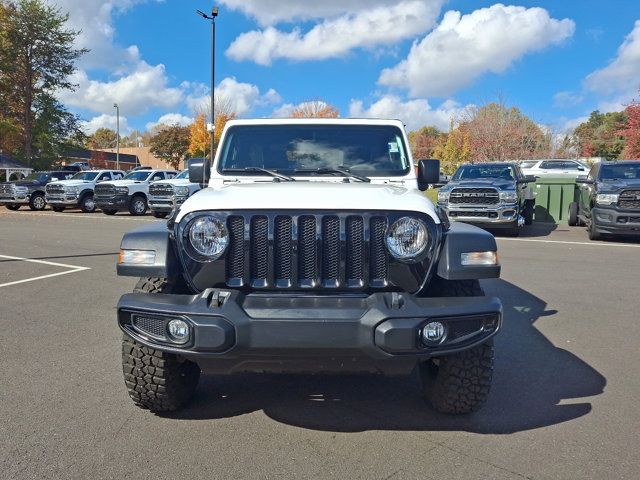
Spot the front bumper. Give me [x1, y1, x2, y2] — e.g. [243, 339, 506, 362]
[0, 195, 29, 205]
[118, 290, 502, 375]
[148, 195, 187, 213]
[95, 194, 129, 210]
[441, 203, 519, 226]
[592, 207, 640, 235]
[45, 194, 80, 206]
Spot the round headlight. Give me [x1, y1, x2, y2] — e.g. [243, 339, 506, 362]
[386, 217, 429, 261]
[188, 216, 228, 260]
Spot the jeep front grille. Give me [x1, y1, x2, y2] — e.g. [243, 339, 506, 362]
[149, 183, 174, 198]
[449, 188, 500, 205]
[619, 190, 640, 210]
[224, 213, 389, 289]
[45, 184, 64, 195]
[94, 184, 115, 197]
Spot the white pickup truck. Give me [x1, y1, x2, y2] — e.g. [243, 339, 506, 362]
[148, 169, 202, 219]
[45, 170, 125, 213]
[94, 168, 177, 216]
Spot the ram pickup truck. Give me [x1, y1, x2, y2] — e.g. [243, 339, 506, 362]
[46, 170, 125, 213]
[437, 162, 536, 236]
[569, 160, 640, 240]
[95, 169, 177, 216]
[148, 169, 202, 219]
[115, 119, 503, 414]
[0, 170, 74, 211]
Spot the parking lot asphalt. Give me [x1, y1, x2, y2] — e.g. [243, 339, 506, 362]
[0, 209, 638, 480]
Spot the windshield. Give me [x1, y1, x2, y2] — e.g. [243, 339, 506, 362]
[453, 165, 515, 181]
[217, 125, 411, 177]
[176, 170, 189, 179]
[599, 163, 640, 180]
[520, 161, 537, 169]
[123, 171, 151, 181]
[70, 172, 99, 181]
[24, 172, 49, 182]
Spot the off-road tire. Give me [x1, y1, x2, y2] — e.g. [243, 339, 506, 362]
[129, 195, 147, 216]
[419, 342, 494, 414]
[79, 194, 96, 213]
[568, 202, 579, 227]
[419, 278, 494, 414]
[52, 206, 65, 212]
[29, 193, 46, 211]
[5, 204, 20, 211]
[523, 199, 535, 226]
[152, 211, 168, 219]
[122, 277, 200, 412]
[102, 209, 117, 215]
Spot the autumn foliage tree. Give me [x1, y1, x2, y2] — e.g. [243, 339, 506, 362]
[619, 101, 640, 159]
[408, 126, 445, 159]
[150, 125, 191, 170]
[188, 114, 209, 158]
[86, 128, 117, 149]
[432, 121, 471, 174]
[573, 110, 627, 159]
[291, 100, 340, 118]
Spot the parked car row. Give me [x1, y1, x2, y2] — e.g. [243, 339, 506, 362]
[1, 166, 203, 217]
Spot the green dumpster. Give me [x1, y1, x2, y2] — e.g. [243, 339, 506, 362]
[533, 177, 579, 224]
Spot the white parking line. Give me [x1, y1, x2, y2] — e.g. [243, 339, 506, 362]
[497, 237, 640, 248]
[0, 254, 91, 288]
[0, 211, 155, 222]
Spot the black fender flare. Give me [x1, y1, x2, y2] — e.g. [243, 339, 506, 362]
[436, 222, 501, 280]
[117, 222, 180, 278]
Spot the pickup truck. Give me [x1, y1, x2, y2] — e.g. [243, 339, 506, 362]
[0, 170, 74, 211]
[114, 119, 503, 414]
[148, 169, 202, 219]
[437, 162, 536, 236]
[46, 170, 125, 213]
[569, 160, 640, 240]
[95, 169, 178, 216]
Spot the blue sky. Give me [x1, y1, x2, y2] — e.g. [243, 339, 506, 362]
[54, 0, 640, 136]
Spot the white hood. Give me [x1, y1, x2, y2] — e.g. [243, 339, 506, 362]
[102, 179, 145, 187]
[154, 179, 194, 187]
[48, 179, 93, 188]
[176, 182, 439, 223]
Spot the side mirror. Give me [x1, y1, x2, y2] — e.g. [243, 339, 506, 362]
[576, 176, 594, 185]
[577, 166, 585, 171]
[188, 157, 210, 187]
[516, 175, 537, 184]
[417, 159, 440, 191]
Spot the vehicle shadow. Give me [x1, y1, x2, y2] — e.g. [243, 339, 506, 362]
[168, 279, 605, 434]
[489, 222, 559, 238]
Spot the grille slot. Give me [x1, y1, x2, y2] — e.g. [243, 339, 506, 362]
[449, 188, 500, 205]
[220, 213, 391, 290]
[132, 315, 166, 340]
[619, 190, 640, 210]
[447, 318, 483, 341]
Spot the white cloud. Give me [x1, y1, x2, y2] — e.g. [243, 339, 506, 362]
[219, 0, 415, 26]
[146, 113, 194, 131]
[226, 0, 443, 65]
[271, 101, 333, 118]
[585, 20, 640, 97]
[379, 4, 575, 97]
[348, 95, 469, 131]
[553, 91, 584, 108]
[60, 62, 183, 116]
[81, 114, 130, 135]
[187, 77, 282, 116]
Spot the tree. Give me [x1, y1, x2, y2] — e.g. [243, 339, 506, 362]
[86, 128, 117, 149]
[573, 110, 627, 159]
[433, 121, 471, 174]
[619, 101, 640, 159]
[0, 0, 86, 165]
[188, 114, 209, 158]
[149, 125, 191, 170]
[408, 126, 445, 160]
[291, 100, 340, 118]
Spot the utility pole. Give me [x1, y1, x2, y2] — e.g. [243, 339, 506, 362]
[197, 6, 219, 161]
[113, 103, 120, 170]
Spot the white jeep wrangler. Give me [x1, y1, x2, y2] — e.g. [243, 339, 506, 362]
[95, 168, 177, 216]
[116, 119, 503, 414]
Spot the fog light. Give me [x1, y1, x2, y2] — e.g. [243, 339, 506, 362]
[167, 319, 190, 344]
[422, 321, 446, 345]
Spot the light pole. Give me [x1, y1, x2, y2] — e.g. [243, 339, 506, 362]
[196, 6, 218, 161]
[113, 103, 120, 170]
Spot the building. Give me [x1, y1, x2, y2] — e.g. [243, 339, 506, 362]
[0, 153, 33, 181]
[98, 147, 182, 170]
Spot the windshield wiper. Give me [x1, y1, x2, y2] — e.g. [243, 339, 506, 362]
[294, 167, 370, 183]
[223, 167, 295, 182]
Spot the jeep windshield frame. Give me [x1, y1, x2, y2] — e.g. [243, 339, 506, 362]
[216, 124, 411, 178]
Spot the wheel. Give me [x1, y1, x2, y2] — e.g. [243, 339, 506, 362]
[79, 194, 96, 213]
[523, 199, 534, 226]
[568, 202, 579, 227]
[419, 278, 494, 414]
[5, 204, 20, 211]
[52, 206, 65, 212]
[122, 278, 200, 412]
[102, 209, 117, 216]
[129, 195, 148, 216]
[152, 211, 168, 219]
[588, 218, 603, 241]
[29, 193, 46, 211]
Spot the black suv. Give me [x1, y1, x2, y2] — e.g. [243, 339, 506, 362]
[437, 162, 536, 236]
[0, 171, 74, 211]
[569, 161, 640, 240]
